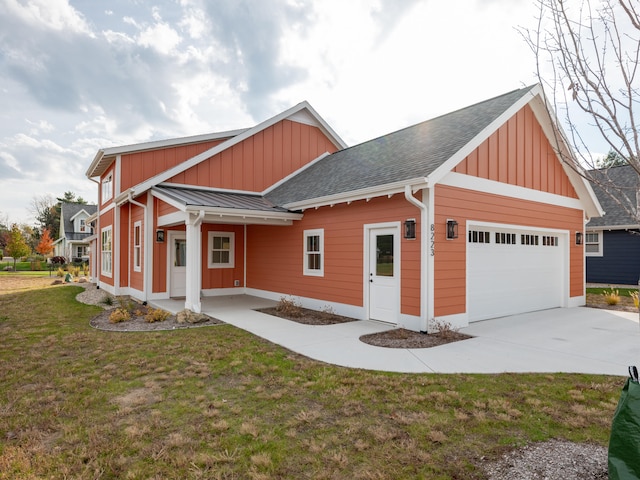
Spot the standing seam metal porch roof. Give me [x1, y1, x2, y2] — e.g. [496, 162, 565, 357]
[266, 86, 536, 206]
[152, 186, 292, 213]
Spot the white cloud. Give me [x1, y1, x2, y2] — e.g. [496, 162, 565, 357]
[1, 0, 94, 37]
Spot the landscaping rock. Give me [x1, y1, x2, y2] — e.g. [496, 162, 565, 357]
[176, 309, 210, 324]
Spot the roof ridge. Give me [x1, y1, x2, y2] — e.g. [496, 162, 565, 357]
[335, 85, 536, 154]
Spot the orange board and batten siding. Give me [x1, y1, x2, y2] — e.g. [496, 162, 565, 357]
[120, 139, 228, 192]
[247, 195, 422, 316]
[454, 104, 578, 199]
[201, 224, 245, 290]
[433, 184, 584, 317]
[98, 208, 114, 286]
[168, 120, 339, 192]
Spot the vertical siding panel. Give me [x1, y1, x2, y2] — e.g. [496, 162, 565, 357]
[291, 121, 301, 170]
[221, 148, 233, 187]
[477, 140, 489, 179]
[488, 132, 499, 180]
[498, 124, 508, 183]
[283, 120, 292, 176]
[532, 123, 541, 190]
[540, 140, 548, 192]
[507, 116, 518, 184]
[516, 110, 526, 186]
[273, 122, 283, 183]
[467, 150, 478, 177]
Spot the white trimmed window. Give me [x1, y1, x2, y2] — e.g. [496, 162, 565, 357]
[101, 173, 113, 204]
[79, 218, 87, 233]
[585, 231, 603, 257]
[303, 229, 324, 276]
[208, 232, 235, 268]
[133, 221, 142, 272]
[101, 226, 112, 277]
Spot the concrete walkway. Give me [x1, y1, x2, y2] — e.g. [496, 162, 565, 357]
[151, 296, 640, 375]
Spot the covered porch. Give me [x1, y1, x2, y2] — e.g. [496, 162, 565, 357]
[152, 185, 303, 313]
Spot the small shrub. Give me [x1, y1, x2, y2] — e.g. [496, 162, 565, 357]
[50, 256, 66, 265]
[276, 296, 303, 318]
[145, 307, 171, 323]
[109, 308, 131, 324]
[117, 297, 135, 312]
[100, 295, 114, 307]
[631, 291, 639, 309]
[56, 267, 65, 278]
[604, 288, 621, 305]
[431, 319, 460, 339]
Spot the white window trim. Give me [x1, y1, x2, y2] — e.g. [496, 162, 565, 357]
[101, 226, 113, 278]
[208, 231, 235, 269]
[303, 229, 324, 277]
[133, 221, 142, 272]
[101, 173, 113, 204]
[585, 230, 603, 257]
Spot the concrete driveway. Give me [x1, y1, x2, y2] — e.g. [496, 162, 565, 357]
[153, 296, 640, 375]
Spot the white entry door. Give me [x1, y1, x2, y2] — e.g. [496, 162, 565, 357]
[368, 227, 399, 323]
[169, 233, 187, 298]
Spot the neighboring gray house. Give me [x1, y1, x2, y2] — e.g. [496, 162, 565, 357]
[586, 165, 640, 285]
[53, 203, 97, 262]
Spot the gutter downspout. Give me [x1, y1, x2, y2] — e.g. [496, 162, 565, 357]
[404, 184, 429, 333]
[128, 193, 148, 304]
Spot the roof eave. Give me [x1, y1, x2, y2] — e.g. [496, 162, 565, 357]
[280, 177, 429, 210]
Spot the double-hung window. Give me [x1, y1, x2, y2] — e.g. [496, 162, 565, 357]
[585, 231, 603, 256]
[303, 229, 324, 276]
[101, 173, 113, 203]
[208, 232, 234, 268]
[101, 226, 112, 277]
[133, 221, 142, 272]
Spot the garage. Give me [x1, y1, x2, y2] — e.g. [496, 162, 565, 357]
[467, 224, 566, 322]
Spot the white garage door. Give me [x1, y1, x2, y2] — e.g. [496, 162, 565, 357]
[467, 226, 565, 322]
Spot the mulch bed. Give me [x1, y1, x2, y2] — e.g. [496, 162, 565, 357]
[256, 306, 357, 325]
[360, 328, 472, 348]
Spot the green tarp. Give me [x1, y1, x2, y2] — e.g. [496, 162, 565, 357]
[609, 369, 640, 480]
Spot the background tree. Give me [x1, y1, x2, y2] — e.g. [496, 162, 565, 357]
[0, 212, 9, 256]
[36, 228, 54, 257]
[5, 224, 31, 270]
[31, 191, 88, 241]
[596, 150, 628, 169]
[520, 0, 640, 221]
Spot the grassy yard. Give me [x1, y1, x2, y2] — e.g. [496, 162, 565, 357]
[0, 284, 622, 479]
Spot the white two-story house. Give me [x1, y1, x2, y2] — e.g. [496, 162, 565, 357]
[53, 202, 97, 262]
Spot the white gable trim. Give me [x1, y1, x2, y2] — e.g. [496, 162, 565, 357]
[428, 84, 602, 220]
[131, 102, 347, 197]
[69, 209, 91, 222]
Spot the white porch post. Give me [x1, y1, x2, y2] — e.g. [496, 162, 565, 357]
[185, 211, 204, 313]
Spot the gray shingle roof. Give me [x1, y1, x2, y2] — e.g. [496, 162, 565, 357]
[266, 85, 535, 206]
[61, 202, 97, 239]
[153, 186, 291, 213]
[586, 165, 639, 227]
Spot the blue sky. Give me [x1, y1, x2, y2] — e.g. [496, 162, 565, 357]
[0, 0, 576, 224]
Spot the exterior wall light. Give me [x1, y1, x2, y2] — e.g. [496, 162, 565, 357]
[404, 219, 416, 239]
[576, 231, 583, 245]
[156, 229, 165, 243]
[446, 219, 458, 240]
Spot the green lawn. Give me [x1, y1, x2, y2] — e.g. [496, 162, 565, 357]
[0, 286, 622, 479]
[586, 287, 638, 297]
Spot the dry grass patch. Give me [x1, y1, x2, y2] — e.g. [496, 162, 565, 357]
[0, 285, 625, 479]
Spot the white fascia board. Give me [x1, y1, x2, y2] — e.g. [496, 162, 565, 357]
[586, 224, 640, 231]
[526, 91, 604, 219]
[262, 152, 330, 196]
[440, 171, 586, 210]
[428, 86, 543, 186]
[132, 102, 345, 197]
[69, 209, 90, 222]
[158, 211, 186, 227]
[296, 101, 348, 149]
[282, 177, 429, 210]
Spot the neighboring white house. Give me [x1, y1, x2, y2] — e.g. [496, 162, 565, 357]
[52, 203, 97, 262]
